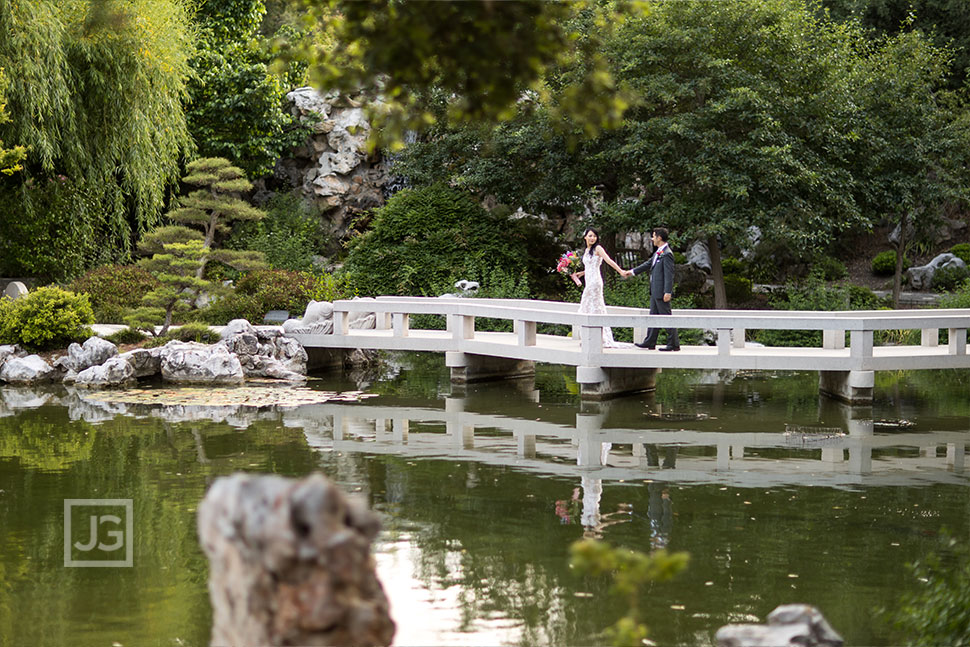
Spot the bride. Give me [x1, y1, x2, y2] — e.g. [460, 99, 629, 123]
[570, 227, 628, 347]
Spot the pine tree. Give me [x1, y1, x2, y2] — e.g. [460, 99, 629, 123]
[124, 227, 211, 336]
[166, 157, 267, 278]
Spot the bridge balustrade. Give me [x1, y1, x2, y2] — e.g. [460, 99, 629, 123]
[287, 297, 970, 402]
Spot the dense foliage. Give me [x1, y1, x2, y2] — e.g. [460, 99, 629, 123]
[187, 0, 307, 177]
[0, 286, 94, 350]
[287, 0, 626, 148]
[343, 184, 539, 298]
[68, 265, 161, 324]
[394, 0, 965, 309]
[197, 269, 315, 324]
[884, 533, 970, 647]
[0, 0, 194, 279]
[227, 192, 328, 272]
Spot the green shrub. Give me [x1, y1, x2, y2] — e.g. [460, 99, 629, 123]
[872, 250, 909, 276]
[933, 265, 970, 293]
[0, 286, 94, 350]
[198, 269, 315, 324]
[720, 256, 744, 275]
[755, 272, 848, 347]
[103, 327, 148, 345]
[882, 532, 970, 647]
[309, 272, 356, 303]
[724, 274, 753, 303]
[939, 279, 970, 308]
[343, 184, 529, 297]
[814, 255, 848, 281]
[68, 264, 161, 323]
[950, 243, 970, 264]
[673, 251, 687, 265]
[143, 322, 219, 348]
[226, 192, 328, 272]
[847, 284, 889, 309]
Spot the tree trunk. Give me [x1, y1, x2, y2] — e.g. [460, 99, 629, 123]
[708, 235, 726, 309]
[893, 211, 908, 309]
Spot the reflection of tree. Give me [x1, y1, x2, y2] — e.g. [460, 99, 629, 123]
[0, 400, 322, 646]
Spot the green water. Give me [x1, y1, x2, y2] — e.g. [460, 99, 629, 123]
[0, 357, 968, 646]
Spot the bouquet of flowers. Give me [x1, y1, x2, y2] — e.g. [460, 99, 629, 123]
[556, 250, 582, 275]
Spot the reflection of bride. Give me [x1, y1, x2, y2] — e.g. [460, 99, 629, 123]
[571, 227, 628, 348]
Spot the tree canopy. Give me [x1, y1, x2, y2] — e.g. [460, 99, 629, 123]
[0, 0, 194, 279]
[285, 0, 630, 148]
[393, 0, 963, 307]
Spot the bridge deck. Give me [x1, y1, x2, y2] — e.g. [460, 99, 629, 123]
[292, 327, 970, 371]
[286, 297, 970, 378]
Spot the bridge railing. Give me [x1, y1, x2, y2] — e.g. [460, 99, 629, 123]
[326, 297, 970, 360]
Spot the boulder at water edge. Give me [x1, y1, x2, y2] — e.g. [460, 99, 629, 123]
[60, 336, 119, 373]
[0, 355, 57, 384]
[715, 604, 843, 647]
[119, 348, 162, 378]
[159, 341, 244, 384]
[74, 357, 136, 388]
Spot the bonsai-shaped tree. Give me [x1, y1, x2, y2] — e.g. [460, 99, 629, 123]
[124, 226, 211, 336]
[166, 157, 266, 277]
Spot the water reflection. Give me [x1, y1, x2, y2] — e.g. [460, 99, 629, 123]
[1, 368, 969, 647]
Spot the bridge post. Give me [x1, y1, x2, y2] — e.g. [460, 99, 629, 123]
[446, 352, 534, 384]
[818, 370, 874, 405]
[576, 366, 658, 400]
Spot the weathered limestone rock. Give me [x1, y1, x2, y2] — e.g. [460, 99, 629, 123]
[0, 354, 57, 384]
[0, 344, 26, 368]
[74, 357, 136, 388]
[906, 253, 967, 291]
[3, 281, 27, 300]
[159, 341, 244, 385]
[62, 336, 119, 373]
[687, 240, 712, 272]
[119, 348, 162, 378]
[197, 473, 394, 647]
[221, 320, 308, 380]
[715, 604, 843, 647]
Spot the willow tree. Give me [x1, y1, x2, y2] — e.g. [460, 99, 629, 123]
[0, 0, 194, 280]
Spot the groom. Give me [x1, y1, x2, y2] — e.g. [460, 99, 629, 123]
[625, 227, 679, 351]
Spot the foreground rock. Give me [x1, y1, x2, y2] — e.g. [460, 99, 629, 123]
[715, 604, 843, 647]
[197, 473, 394, 647]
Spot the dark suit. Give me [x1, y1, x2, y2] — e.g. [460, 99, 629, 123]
[631, 246, 679, 349]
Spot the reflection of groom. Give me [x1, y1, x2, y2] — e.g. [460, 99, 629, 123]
[629, 227, 679, 351]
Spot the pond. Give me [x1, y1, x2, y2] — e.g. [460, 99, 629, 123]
[0, 355, 968, 646]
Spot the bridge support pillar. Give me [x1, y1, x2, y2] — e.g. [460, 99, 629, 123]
[447, 352, 535, 384]
[818, 370, 874, 405]
[576, 366, 658, 400]
[304, 347, 348, 371]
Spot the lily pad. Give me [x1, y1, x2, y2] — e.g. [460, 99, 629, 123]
[82, 386, 377, 409]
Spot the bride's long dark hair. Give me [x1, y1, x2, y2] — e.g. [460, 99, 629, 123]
[584, 227, 600, 257]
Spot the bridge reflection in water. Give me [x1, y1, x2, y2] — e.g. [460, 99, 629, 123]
[280, 381, 969, 539]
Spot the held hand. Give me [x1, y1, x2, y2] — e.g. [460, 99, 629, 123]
[571, 273, 582, 286]
[663, 293, 672, 303]
[622, 269, 633, 278]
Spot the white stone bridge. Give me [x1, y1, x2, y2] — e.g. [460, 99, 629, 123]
[286, 297, 970, 403]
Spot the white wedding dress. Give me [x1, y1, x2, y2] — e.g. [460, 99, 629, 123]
[578, 252, 617, 347]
